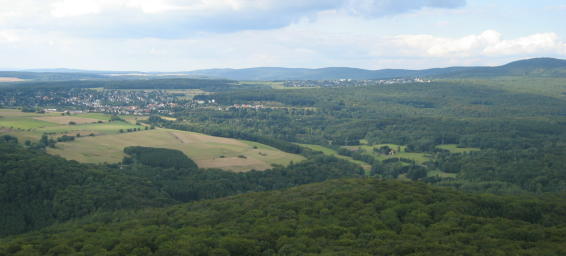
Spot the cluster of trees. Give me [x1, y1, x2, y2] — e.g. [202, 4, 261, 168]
[432, 147, 566, 193]
[195, 89, 318, 106]
[0, 140, 172, 236]
[120, 154, 364, 203]
[119, 127, 146, 133]
[148, 116, 305, 154]
[123, 146, 198, 169]
[2, 179, 565, 255]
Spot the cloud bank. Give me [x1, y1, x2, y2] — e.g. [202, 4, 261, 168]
[0, 0, 564, 71]
[392, 30, 566, 57]
[0, 0, 465, 37]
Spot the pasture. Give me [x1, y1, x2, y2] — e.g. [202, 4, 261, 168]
[343, 144, 430, 165]
[48, 129, 305, 172]
[0, 108, 142, 141]
[0, 109, 304, 172]
[437, 144, 481, 153]
[34, 116, 101, 125]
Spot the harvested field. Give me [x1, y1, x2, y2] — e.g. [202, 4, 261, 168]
[47, 128, 304, 172]
[0, 77, 24, 82]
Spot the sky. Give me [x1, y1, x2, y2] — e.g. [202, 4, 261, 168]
[0, 0, 565, 71]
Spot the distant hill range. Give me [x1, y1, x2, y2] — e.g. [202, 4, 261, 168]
[184, 58, 566, 80]
[1, 57, 565, 81]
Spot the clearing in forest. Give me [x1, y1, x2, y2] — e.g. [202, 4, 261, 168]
[48, 128, 305, 172]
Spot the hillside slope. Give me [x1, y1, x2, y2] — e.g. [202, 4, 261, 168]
[0, 139, 173, 237]
[0, 139, 364, 237]
[440, 58, 566, 78]
[2, 178, 565, 255]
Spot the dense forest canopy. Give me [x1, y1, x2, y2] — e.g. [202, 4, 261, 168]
[0, 140, 363, 237]
[2, 179, 565, 255]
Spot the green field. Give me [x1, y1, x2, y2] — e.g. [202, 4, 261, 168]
[0, 109, 59, 130]
[344, 144, 430, 165]
[0, 109, 303, 172]
[427, 169, 458, 178]
[74, 112, 112, 120]
[0, 109, 143, 142]
[299, 143, 371, 172]
[437, 144, 481, 153]
[48, 128, 304, 172]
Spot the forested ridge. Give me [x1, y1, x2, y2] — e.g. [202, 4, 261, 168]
[2, 179, 565, 255]
[0, 140, 363, 237]
[0, 140, 173, 236]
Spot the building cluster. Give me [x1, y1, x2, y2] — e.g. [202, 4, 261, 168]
[0, 88, 218, 116]
[283, 78, 431, 88]
[230, 104, 266, 110]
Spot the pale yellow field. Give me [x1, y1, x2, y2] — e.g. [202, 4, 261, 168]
[47, 128, 305, 172]
[0, 77, 24, 82]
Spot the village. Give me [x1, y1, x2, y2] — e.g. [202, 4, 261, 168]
[0, 88, 218, 116]
[283, 77, 431, 88]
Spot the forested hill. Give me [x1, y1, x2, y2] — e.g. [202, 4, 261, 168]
[0, 138, 364, 237]
[2, 178, 565, 255]
[2, 57, 564, 82]
[185, 57, 566, 80]
[439, 58, 566, 78]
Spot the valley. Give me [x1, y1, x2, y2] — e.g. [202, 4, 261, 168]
[1, 58, 565, 255]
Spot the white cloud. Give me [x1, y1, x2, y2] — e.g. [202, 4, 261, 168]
[392, 30, 566, 57]
[51, 0, 103, 17]
[0, 30, 20, 43]
[0, 0, 466, 37]
[483, 33, 565, 55]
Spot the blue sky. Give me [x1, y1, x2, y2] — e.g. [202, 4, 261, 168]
[0, 0, 564, 71]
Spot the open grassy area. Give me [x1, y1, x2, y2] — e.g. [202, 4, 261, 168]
[48, 128, 304, 172]
[75, 112, 112, 120]
[0, 109, 60, 130]
[0, 108, 304, 172]
[299, 143, 371, 172]
[0, 117, 57, 129]
[34, 116, 101, 125]
[0, 109, 143, 141]
[427, 170, 457, 178]
[343, 144, 430, 165]
[437, 144, 481, 153]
